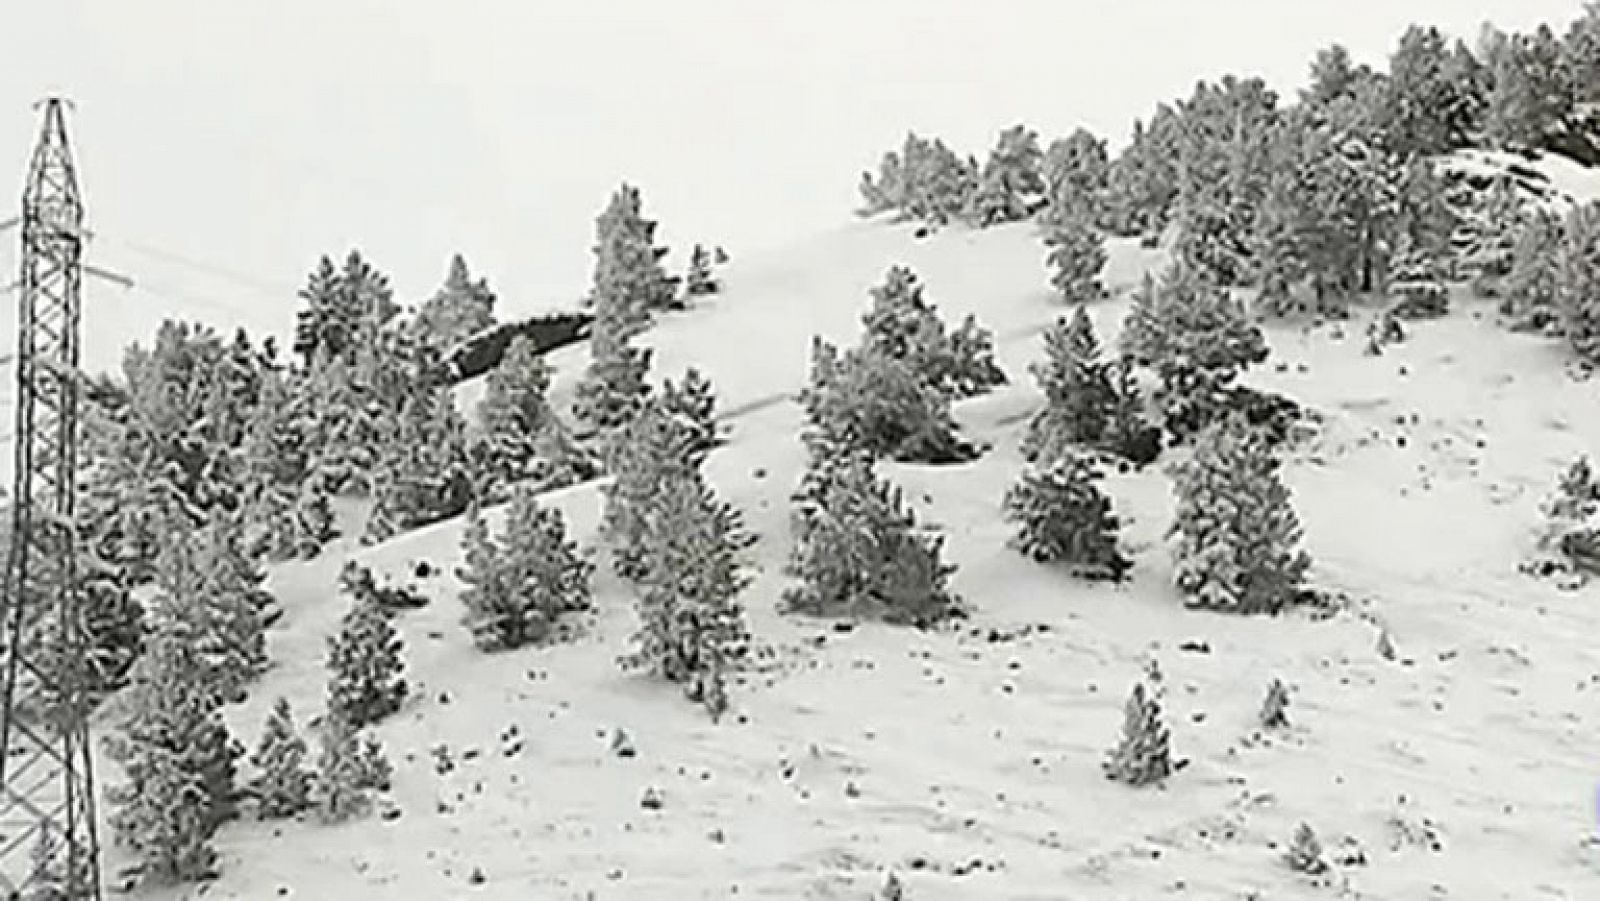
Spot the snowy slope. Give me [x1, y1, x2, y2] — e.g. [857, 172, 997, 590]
[103, 202, 1600, 900]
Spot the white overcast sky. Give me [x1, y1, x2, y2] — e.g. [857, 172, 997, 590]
[0, 0, 1584, 371]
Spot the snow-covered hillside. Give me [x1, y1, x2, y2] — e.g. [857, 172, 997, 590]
[108, 197, 1600, 899]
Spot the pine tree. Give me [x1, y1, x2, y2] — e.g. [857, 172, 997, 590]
[1558, 201, 1600, 364]
[1103, 357, 1164, 468]
[967, 124, 1046, 226]
[146, 521, 269, 706]
[1530, 455, 1600, 579]
[249, 697, 313, 819]
[800, 337, 972, 464]
[858, 150, 905, 217]
[1464, 175, 1527, 297]
[325, 589, 408, 728]
[461, 486, 593, 651]
[601, 398, 705, 582]
[293, 251, 400, 371]
[1386, 234, 1449, 319]
[1260, 678, 1292, 730]
[1380, 25, 1475, 157]
[1043, 215, 1109, 305]
[784, 445, 963, 627]
[587, 183, 680, 317]
[1003, 453, 1131, 581]
[659, 366, 721, 455]
[572, 318, 653, 439]
[1042, 128, 1110, 229]
[620, 469, 754, 716]
[105, 624, 240, 885]
[313, 714, 375, 824]
[1169, 412, 1312, 615]
[859, 266, 1006, 400]
[414, 254, 497, 348]
[1021, 306, 1117, 463]
[1503, 208, 1562, 331]
[1102, 679, 1172, 787]
[477, 334, 557, 485]
[1304, 43, 1364, 108]
[683, 243, 722, 297]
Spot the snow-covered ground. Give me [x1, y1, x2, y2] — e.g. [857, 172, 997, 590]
[104, 204, 1600, 899]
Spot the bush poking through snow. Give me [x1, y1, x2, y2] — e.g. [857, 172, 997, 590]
[457, 489, 593, 651]
[1169, 412, 1312, 615]
[1102, 678, 1173, 787]
[325, 588, 408, 729]
[785, 444, 964, 627]
[1259, 678, 1292, 730]
[249, 698, 313, 820]
[1285, 822, 1330, 875]
[1003, 452, 1131, 581]
[1525, 455, 1600, 581]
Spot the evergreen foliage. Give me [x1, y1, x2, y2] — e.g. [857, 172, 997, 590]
[967, 124, 1046, 226]
[1169, 413, 1312, 615]
[1102, 678, 1172, 787]
[414, 254, 497, 349]
[1021, 306, 1118, 463]
[858, 132, 977, 226]
[1502, 208, 1563, 331]
[600, 398, 705, 581]
[658, 366, 722, 455]
[1119, 266, 1270, 442]
[800, 336, 973, 464]
[248, 697, 313, 819]
[684, 243, 723, 297]
[1558, 201, 1600, 364]
[1285, 822, 1330, 874]
[1260, 678, 1292, 730]
[784, 444, 963, 627]
[859, 266, 1007, 400]
[1003, 453, 1131, 581]
[145, 519, 271, 706]
[619, 468, 755, 718]
[1379, 25, 1479, 157]
[1103, 107, 1182, 239]
[313, 715, 382, 824]
[1042, 128, 1110, 229]
[1528, 455, 1600, 580]
[325, 588, 408, 728]
[587, 183, 680, 318]
[1043, 215, 1109, 305]
[1386, 234, 1450, 319]
[458, 488, 593, 651]
[293, 251, 400, 371]
[105, 623, 241, 885]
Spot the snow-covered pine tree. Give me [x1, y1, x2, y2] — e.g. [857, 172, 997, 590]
[659, 366, 721, 455]
[1464, 175, 1527, 297]
[105, 622, 241, 884]
[248, 697, 312, 819]
[784, 443, 963, 627]
[1528, 455, 1600, 580]
[1043, 214, 1109, 305]
[899, 134, 978, 227]
[967, 124, 1046, 226]
[800, 336, 973, 464]
[619, 468, 754, 716]
[1502, 208, 1563, 331]
[293, 251, 400, 372]
[475, 334, 557, 488]
[462, 486, 593, 651]
[145, 521, 269, 707]
[1042, 128, 1110, 230]
[860, 266, 1006, 401]
[601, 397, 704, 582]
[683, 243, 722, 297]
[414, 254, 497, 349]
[1102, 678, 1172, 787]
[1021, 305, 1117, 463]
[1252, 154, 1308, 316]
[312, 714, 374, 824]
[1558, 201, 1600, 364]
[1121, 264, 1269, 442]
[1260, 678, 1292, 729]
[1386, 233, 1450, 319]
[1003, 452, 1131, 581]
[1380, 24, 1476, 157]
[587, 182, 681, 317]
[1304, 43, 1364, 108]
[1169, 412, 1312, 615]
[1103, 357, 1164, 468]
[325, 587, 408, 728]
[571, 314, 654, 439]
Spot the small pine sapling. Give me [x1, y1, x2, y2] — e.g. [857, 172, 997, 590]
[1527, 455, 1600, 580]
[1102, 679, 1173, 787]
[249, 697, 312, 819]
[1003, 453, 1131, 581]
[1259, 678, 1291, 730]
[1285, 822, 1330, 875]
[684, 243, 721, 297]
[325, 590, 408, 728]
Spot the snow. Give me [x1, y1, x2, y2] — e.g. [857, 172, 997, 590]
[104, 209, 1600, 899]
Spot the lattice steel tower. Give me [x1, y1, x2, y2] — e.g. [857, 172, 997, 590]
[0, 98, 102, 900]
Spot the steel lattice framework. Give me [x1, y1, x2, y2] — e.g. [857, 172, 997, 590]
[0, 98, 102, 900]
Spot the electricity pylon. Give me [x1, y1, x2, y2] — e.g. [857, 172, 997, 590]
[0, 97, 103, 901]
